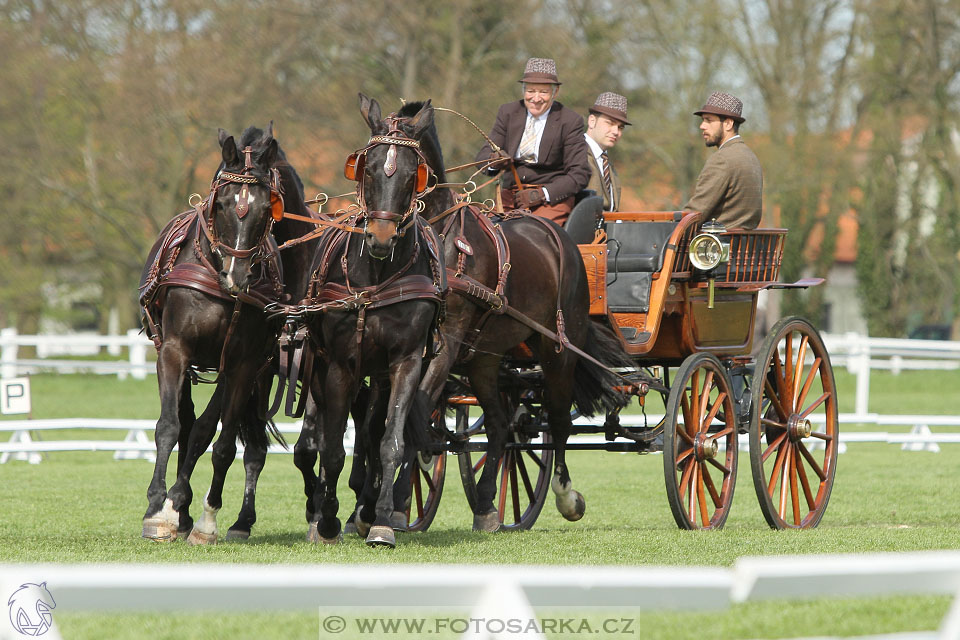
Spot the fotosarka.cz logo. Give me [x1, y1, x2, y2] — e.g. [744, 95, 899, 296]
[7, 582, 56, 637]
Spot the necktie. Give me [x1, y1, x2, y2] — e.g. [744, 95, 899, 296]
[517, 116, 538, 163]
[601, 151, 613, 197]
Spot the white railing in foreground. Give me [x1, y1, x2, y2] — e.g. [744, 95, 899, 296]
[1, 551, 958, 640]
[1, 413, 958, 464]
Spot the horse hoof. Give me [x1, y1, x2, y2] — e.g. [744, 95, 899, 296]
[365, 525, 396, 548]
[142, 518, 177, 542]
[225, 528, 250, 541]
[390, 510, 409, 531]
[186, 528, 217, 546]
[355, 516, 372, 538]
[473, 511, 501, 533]
[558, 490, 586, 522]
[306, 522, 319, 543]
[343, 521, 358, 535]
[320, 532, 343, 546]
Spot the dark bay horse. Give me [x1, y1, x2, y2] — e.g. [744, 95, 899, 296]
[348, 96, 629, 532]
[139, 126, 317, 543]
[289, 97, 444, 548]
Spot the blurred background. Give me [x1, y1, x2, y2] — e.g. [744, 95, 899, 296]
[1, 0, 958, 340]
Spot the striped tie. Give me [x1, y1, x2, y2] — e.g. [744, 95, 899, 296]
[517, 116, 538, 163]
[601, 151, 613, 197]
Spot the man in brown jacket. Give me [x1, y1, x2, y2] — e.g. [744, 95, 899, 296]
[683, 92, 763, 229]
[584, 92, 630, 212]
[477, 58, 590, 225]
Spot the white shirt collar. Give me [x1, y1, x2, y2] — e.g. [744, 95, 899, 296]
[584, 133, 604, 161]
[719, 134, 741, 149]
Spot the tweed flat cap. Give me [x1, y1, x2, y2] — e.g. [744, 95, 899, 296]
[589, 92, 631, 125]
[694, 92, 745, 123]
[519, 58, 561, 85]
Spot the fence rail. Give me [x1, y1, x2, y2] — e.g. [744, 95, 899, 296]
[1, 551, 958, 640]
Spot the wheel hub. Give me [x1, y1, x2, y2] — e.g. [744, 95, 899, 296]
[788, 414, 812, 441]
[694, 432, 719, 460]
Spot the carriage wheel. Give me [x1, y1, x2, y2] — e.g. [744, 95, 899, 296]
[454, 401, 553, 531]
[749, 316, 838, 529]
[663, 353, 739, 530]
[399, 449, 446, 532]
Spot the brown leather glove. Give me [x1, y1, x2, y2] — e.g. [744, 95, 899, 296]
[515, 186, 545, 210]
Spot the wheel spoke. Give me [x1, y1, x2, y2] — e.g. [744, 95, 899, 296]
[472, 453, 487, 476]
[796, 356, 822, 409]
[515, 450, 536, 502]
[687, 463, 698, 522]
[778, 441, 793, 519]
[690, 369, 701, 427]
[413, 469, 424, 517]
[791, 336, 809, 406]
[794, 445, 817, 511]
[708, 426, 734, 441]
[764, 377, 791, 422]
[697, 464, 710, 525]
[766, 439, 789, 497]
[706, 456, 731, 475]
[676, 446, 694, 464]
[702, 463, 723, 508]
[783, 331, 794, 395]
[510, 458, 521, 522]
[421, 464, 436, 492]
[789, 446, 801, 525]
[761, 431, 788, 463]
[772, 353, 788, 411]
[698, 370, 714, 428]
[678, 457, 695, 501]
[703, 390, 727, 429]
[797, 441, 827, 481]
[799, 391, 830, 418]
[524, 448, 546, 471]
[497, 452, 510, 520]
[680, 392, 694, 439]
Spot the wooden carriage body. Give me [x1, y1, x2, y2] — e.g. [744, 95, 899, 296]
[579, 211, 795, 363]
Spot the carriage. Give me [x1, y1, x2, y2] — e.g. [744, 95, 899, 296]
[397, 204, 839, 533]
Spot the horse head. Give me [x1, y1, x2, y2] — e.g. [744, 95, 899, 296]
[348, 94, 434, 260]
[208, 127, 283, 295]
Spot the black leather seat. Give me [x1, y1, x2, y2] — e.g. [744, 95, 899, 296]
[606, 212, 683, 313]
[564, 190, 603, 244]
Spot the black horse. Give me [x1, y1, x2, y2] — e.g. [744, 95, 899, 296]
[289, 97, 444, 548]
[139, 126, 318, 543]
[346, 96, 629, 532]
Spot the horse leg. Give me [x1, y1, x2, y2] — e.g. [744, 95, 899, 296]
[468, 355, 510, 533]
[540, 348, 586, 522]
[309, 362, 352, 545]
[294, 384, 322, 529]
[175, 378, 197, 535]
[167, 383, 223, 538]
[142, 343, 190, 541]
[226, 390, 268, 540]
[187, 372, 252, 546]
[366, 356, 421, 548]
[355, 377, 388, 538]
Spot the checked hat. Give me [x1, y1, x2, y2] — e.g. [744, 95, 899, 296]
[694, 91, 745, 123]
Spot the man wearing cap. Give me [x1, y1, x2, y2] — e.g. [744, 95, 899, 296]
[683, 91, 763, 229]
[477, 57, 590, 225]
[584, 92, 630, 212]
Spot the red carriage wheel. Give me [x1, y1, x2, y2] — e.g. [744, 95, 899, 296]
[663, 353, 739, 530]
[749, 316, 839, 529]
[453, 400, 553, 531]
[399, 449, 446, 532]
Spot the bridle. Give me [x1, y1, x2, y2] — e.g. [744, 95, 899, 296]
[343, 115, 434, 236]
[196, 145, 285, 267]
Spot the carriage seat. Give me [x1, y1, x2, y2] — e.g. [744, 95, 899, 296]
[564, 190, 603, 244]
[606, 211, 683, 314]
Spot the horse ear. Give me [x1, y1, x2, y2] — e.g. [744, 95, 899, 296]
[407, 99, 434, 138]
[258, 138, 279, 168]
[358, 92, 383, 133]
[220, 133, 240, 168]
[267, 121, 275, 138]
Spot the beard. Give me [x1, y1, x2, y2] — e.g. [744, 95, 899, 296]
[704, 130, 722, 147]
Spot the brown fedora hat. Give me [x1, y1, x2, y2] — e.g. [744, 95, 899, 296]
[589, 92, 631, 126]
[518, 57, 561, 85]
[694, 91, 745, 123]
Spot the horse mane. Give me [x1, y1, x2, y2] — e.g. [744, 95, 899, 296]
[237, 125, 306, 204]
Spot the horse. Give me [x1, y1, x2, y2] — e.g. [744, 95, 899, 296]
[139, 125, 317, 543]
[345, 95, 629, 532]
[288, 97, 444, 548]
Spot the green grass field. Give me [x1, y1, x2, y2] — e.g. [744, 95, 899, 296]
[1, 370, 959, 638]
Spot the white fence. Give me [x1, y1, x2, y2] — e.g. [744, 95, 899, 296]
[2, 551, 959, 639]
[0, 328, 153, 380]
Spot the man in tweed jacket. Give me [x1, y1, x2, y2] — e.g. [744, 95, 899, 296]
[683, 92, 763, 229]
[584, 92, 630, 212]
[477, 58, 590, 225]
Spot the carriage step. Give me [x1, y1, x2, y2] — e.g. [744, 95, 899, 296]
[619, 328, 651, 344]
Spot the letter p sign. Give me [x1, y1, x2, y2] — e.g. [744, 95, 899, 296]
[1, 377, 31, 415]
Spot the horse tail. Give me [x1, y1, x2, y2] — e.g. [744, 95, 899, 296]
[571, 320, 633, 416]
[238, 390, 288, 451]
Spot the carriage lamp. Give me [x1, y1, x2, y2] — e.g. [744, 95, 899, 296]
[689, 225, 730, 310]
